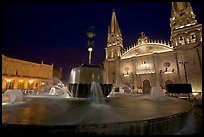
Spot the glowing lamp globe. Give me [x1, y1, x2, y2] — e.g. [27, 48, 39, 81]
[88, 47, 93, 52]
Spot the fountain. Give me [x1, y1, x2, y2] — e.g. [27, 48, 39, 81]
[24, 77, 72, 98]
[49, 87, 56, 95]
[2, 60, 194, 135]
[1, 28, 195, 135]
[67, 64, 112, 98]
[2, 89, 23, 105]
[2, 81, 193, 135]
[90, 81, 106, 105]
[107, 84, 139, 97]
[150, 85, 166, 101]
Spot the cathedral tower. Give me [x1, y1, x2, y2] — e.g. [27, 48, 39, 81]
[170, 2, 202, 92]
[170, 2, 202, 49]
[105, 9, 124, 59]
[103, 10, 124, 84]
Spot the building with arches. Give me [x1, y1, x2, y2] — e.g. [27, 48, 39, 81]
[103, 2, 202, 94]
[2, 55, 53, 93]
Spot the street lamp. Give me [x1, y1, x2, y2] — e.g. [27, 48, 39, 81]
[179, 61, 188, 83]
[86, 27, 96, 64]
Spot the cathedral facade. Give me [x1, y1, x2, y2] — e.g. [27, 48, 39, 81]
[103, 2, 202, 94]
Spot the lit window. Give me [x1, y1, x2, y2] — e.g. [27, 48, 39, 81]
[179, 36, 185, 45]
[190, 34, 196, 43]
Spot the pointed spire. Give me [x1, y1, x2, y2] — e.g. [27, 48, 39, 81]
[108, 26, 110, 35]
[110, 9, 121, 36]
[171, 2, 176, 18]
[187, 2, 193, 13]
[170, 2, 197, 30]
[176, 2, 187, 11]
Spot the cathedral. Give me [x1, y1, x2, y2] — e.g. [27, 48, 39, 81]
[103, 2, 202, 94]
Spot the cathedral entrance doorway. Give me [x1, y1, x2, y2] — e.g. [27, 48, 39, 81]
[165, 79, 173, 89]
[142, 79, 151, 94]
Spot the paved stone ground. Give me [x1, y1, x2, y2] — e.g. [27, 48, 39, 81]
[192, 95, 202, 135]
[179, 95, 202, 135]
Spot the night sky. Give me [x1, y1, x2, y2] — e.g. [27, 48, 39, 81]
[2, 2, 202, 80]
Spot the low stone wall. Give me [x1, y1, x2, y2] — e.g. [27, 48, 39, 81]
[2, 108, 192, 135]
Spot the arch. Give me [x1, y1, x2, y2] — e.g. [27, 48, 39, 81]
[190, 33, 196, 43]
[2, 79, 7, 93]
[124, 82, 131, 88]
[142, 79, 151, 94]
[165, 79, 173, 88]
[186, 18, 190, 24]
[9, 80, 15, 89]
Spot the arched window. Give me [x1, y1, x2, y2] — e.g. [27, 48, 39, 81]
[186, 18, 190, 25]
[190, 33, 196, 43]
[179, 36, 185, 45]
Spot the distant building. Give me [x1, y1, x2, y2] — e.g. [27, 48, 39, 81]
[53, 67, 62, 80]
[103, 2, 202, 93]
[2, 55, 53, 93]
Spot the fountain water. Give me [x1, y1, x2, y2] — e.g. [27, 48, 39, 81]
[2, 83, 194, 135]
[107, 84, 139, 97]
[25, 77, 72, 98]
[49, 87, 56, 95]
[150, 85, 166, 101]
[90, 81, 105, 104]
[2, 89, 23, 104]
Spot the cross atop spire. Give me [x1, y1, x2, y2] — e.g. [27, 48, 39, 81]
[138, 32, 148, 44]
[140, 32, 145, 38]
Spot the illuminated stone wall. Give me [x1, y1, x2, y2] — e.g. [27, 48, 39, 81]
[53, 67, 62, 80]
[103, 3, 202, 93]
[104, 42, 202, 93]
[2, 55, 53, 93]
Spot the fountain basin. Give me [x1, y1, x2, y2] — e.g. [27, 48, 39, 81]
[2, 89, 23, 104]
[2, 95, 192, 135]
[69, 64, 103, 84]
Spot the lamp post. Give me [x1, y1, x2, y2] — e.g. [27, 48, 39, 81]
[86, 27, 96, 64]
[179, 61, 188, 83]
